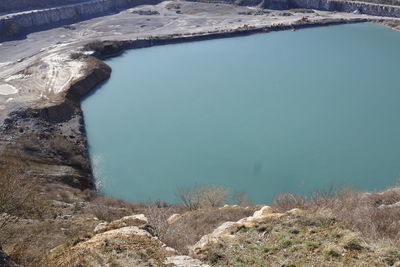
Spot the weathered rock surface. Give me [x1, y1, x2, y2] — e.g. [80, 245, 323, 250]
[0, 0, 87, 13]
[0, 0, 163, 41]
[1, 0, 400, 41]
[165, 256, 210, 266]
[190, 206, 303, 255]
[263, 0, 400, 17]
[47, 214, 208, 267]
[0, 56, 111, 189]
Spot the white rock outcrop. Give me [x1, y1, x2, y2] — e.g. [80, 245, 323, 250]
[191, 206, 303, 255]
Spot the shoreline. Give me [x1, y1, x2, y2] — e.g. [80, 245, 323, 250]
[0, 0, 399, 191]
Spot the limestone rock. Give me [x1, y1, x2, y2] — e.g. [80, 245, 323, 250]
[252, 205, 274, 218]
[93, 214, 148, 234]
[167, 213, 182, 224]
[191, 206, 304, 255]
[165, 255, 210, 267]
[46, 213, 209, 267]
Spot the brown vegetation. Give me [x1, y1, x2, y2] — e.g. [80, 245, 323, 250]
[177, 185, 249, 210]
[272, 186, 400, 249]
[146, 205, 257, 254]
[199, 212, 400, 266]
[0, 154, 147, 266]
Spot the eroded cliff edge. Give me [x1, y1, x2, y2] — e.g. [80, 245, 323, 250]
[0, 56, 110, 189]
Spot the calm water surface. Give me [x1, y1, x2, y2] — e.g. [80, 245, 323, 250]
[82, 23, 400, 203]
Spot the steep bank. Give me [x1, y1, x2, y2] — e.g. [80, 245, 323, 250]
[0, 56, 111, 189]
[0, 0, 87, 13]
[0, 0, 162, 41]
[263, 0, 400, 17]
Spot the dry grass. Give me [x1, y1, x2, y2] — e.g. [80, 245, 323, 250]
[146, 206, 257, 254]
[199, 212, 400, 266]
[0, 156, 46, 237]
[272, 186, 400, 248]
[0, 153, 147, 266]
[177, 185, 249, 210]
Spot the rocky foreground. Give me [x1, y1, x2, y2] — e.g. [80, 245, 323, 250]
[44, 205, 400, 266]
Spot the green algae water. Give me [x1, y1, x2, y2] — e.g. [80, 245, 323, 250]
[82, 23, 400, 204]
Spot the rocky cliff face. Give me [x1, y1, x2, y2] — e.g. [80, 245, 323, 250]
[189, 0, 400, 17]
[0, 56, 111, 189]
[1, 0, 399, 42]
[0, 0, 86, 13]
[263, 0, 400, 17]
[0, 0, 162, 41]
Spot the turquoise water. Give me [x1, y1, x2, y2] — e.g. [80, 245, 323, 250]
[82, 23, 400, 204]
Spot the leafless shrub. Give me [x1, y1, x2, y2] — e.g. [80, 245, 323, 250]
[272, 185, 400, 248]
[233, 191, 253, 207]
[177, 185, 230, 210]
[311, 185, 342, 208]
[177, 186, 200, 210]
[81, 189, 97, 202]
[161, 207, 257, 253]
[145, 205, 175, 240]
[197, 186, 230, 208]
[0, 157, 42, 236]
[272, 193, 308, 212]
[317, 188, 400, 247]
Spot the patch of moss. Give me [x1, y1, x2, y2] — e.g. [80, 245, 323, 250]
[279, 240, 292, 249]
[323, 248, 340, 258]
[304, 241, 319, 250]
[382, 250, 400, 266]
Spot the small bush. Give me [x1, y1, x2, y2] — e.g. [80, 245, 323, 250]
[323, 248, 340, 258]
[304, 241, 319, 249]
[272, 193, 307, 212]
[278, 240, 292, 249]
[233, 192, 253, 207]
[0, 156, 43, 237]
[382, 249, 400, 266]
[343, 238, 363, 251]
[177, 185, 230, 209]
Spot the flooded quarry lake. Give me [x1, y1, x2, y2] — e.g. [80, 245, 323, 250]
[82, 23, 400, 204]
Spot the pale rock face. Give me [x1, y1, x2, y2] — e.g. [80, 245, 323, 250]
[286, 208, 304, 215]
[252, 205, 274, 218]
[47, 213, 209, 266]
[167, 213, 182, 224]
[220, 204, 240, 209]
[94, 214, 148, 234]
[191, 206, 304, 255]
[165, 255, 211, 267]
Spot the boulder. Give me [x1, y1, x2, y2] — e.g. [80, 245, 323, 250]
[165, 256, 210, 267]
[46, 214, 209, 267]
